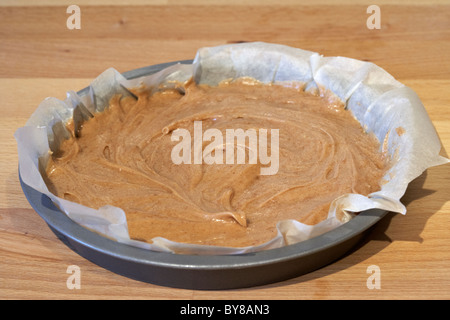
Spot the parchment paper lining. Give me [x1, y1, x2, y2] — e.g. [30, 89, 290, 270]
[15, 42, 449, 255]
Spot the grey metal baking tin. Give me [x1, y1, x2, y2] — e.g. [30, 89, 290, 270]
[19, 60, 388, 290]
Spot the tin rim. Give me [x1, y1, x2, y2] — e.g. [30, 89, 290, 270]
[19, 60, 389, 289]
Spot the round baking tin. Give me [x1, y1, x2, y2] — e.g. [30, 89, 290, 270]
[19, 61, 389, 290]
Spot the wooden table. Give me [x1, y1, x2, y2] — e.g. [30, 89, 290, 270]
[1, 0, 449, 300]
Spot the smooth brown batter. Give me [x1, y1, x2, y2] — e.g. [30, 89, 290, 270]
[44, 79, 388, 247]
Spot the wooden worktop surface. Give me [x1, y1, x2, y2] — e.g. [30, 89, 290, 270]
[1, 0, 449, 300]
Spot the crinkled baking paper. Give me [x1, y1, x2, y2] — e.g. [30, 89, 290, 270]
[15, 42, 449, 255]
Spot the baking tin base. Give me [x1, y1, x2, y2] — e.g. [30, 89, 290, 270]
[19, 61, 388, 290]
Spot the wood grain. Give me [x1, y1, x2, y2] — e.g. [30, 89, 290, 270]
[1, 1, 449, 300]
